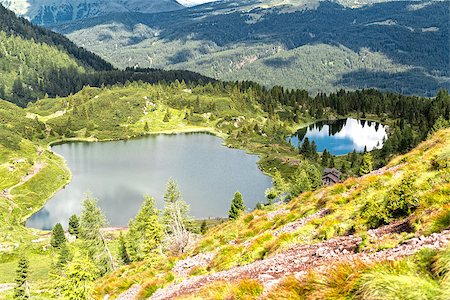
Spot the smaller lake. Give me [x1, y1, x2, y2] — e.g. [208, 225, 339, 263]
[26, 133, 272, 230]
[288, 118, 387, 155]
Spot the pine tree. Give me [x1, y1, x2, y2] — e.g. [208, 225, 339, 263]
[79, 196, 107, 241]
[144, 121, 149, 131]
[349, 149, 357, 168]
[51, 223, 66, 249]
[329, 155, 335, 168]
[127, 195, 163, 260]
[163, 179, 192, 254]
[14, 256, 30, 299]
[340, 162, 347, 174]
[118, 232, 131, 264]
[143, 215, 164, 253]
[310, 141, 318, 161]
[200, 220, 207, 234]
[299, 137, 310, 156]
[68, 215, 80, 238]
[56, 243, 71, 270]
[55, 255, 98, 300]
[228, 191, 245, 220]
[79, 195, 114, 273]
[359, 153, 373, 175]
[321, 149, 329, 167]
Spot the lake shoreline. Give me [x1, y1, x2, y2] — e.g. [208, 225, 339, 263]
[28, 131, 272, 230]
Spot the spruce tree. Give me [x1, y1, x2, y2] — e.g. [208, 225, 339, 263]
[79, 195, 113, 273]
[162, 179, 192, 254]
[310, 141, 318, 161]
[329, 155, 335, 168]
[321, 149, 329, 167]
[68, 214, 80, 238]
[51, 223, 66, 249]
[228, 192, 245, 220]
[56, 243, 71, 270]
[118, 232, 131, 264]
[14, 256, 30, 299]
[299, 137, 310, 156]
[143, 216, 164, 254]
[350, 149, 357, 168]
[144, 121, 149, 131]
[359, 153, 374, 175]
[128, 195, 163, 261]
[56, 255, 98, 300]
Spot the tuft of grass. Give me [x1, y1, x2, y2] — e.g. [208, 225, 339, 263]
[182, 279, 263, 300]
[356, 260, 442, 300]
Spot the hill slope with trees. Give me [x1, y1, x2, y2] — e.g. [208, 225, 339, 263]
[0, 4, 214, 107]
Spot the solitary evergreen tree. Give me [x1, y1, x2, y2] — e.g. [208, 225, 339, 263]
[200, 220, 207, 234]
[14, 256, 30, 299]
[118, 232, 131, 264]
[51, 223, 66, 249]
[68, 214, 80, 238]
[359, 153, 374, 175]
[228, 192, 245, 220]
[144, 121, 149, 131]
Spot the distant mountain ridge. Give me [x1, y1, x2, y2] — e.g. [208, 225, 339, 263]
[52, 0, 449, 96]
[0, 0, 184, 25]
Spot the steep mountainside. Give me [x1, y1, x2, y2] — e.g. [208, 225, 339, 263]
[55, 0, 449, 96]
[92, 128, 450, 299]
[0, 0, 183, 25]
[0, 4, 214, 106]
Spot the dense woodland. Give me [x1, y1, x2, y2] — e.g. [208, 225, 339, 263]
[0, 4, 214, 107]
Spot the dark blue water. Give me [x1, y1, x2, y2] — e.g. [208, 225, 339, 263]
[27, 133, 272, 230]
[288, 118, 387, 155]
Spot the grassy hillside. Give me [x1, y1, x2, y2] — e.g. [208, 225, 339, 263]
[91, 128, 450, 299]
[60, 0, 449, 96]
[0, 80, 448, 298]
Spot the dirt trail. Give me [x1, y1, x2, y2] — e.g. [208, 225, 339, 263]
[1, 162, 45, 200]
[150, 222, 450, 300]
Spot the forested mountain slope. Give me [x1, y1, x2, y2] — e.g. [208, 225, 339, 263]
[0, 4, 214, 106]
[55, 0, 449, 96]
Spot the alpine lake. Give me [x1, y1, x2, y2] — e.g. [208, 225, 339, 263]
[27, 118, 387, 230]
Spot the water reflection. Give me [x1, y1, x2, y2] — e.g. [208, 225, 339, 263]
[288, 118, 387, 155]
[27, 133, 272, 230]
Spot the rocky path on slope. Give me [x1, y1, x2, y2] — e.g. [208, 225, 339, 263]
[150, 221, 450, 299]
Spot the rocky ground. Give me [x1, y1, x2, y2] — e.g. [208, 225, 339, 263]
[146, 219, 449, 300]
